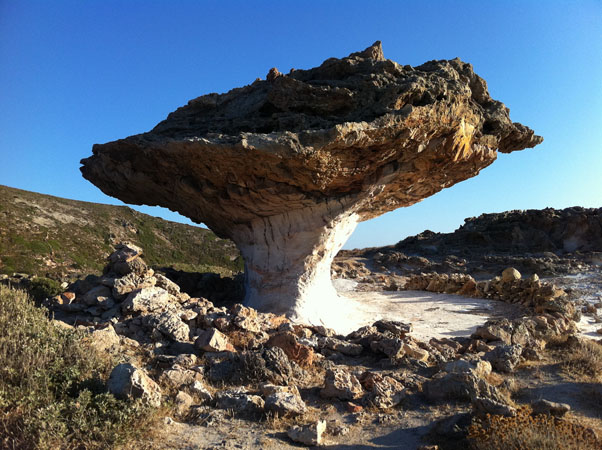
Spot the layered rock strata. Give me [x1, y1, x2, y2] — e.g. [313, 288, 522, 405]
[81, 42, 542, 324]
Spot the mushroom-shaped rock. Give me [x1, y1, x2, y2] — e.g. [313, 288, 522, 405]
[81, 42, 542, 327]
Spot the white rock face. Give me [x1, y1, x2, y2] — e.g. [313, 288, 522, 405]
[234, 199, 360, 327]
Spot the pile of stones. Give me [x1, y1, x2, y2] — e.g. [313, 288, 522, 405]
[43, 243, 583, 446]
[404, 267, 579, 318]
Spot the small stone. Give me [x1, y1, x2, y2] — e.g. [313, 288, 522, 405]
[108, 242, 143, 264]
[146, 310, 190, 342]
[484, 344, 523, 373]
[60, 291, 76, 304]
[265, 390, 307, 416]
[370, 337, 405, 358]
[88, 325, 120, 353]
[122, 287, 169, 314]
[363, 374, 406, 409]
[266, 67, 282, 82]
[175, 391, 193, 415]
[502, 267, 521, 283]
[472, 396, 517, 417]
[112, 272, 156, 299]
[287, 420, 327, 446]
[531, 399, 571, 417]
[216, 389, 264, 414]
[189, 380, 213, 402]
[154, 273, 181, 296]
[194, 328, 235, 352]
[266, 332, 315, 366]
[373, 320, 412, 336]
[327, 420, 350, 436]
[83, 285, 112, 306]
[159, 368, 201, 389]
[403, 342, 429, 361]
[344, 401, 364, 413]
[597, 328, 602, 335]
[321, 337, 363, 356]
[320, 368, 363, 400]
[107, 363, 162, 407]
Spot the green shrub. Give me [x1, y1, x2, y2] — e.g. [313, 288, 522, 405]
[0, 286, 159, 449]
[28, 277, 62, 301]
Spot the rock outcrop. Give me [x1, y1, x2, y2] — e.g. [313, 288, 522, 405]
[81, 41, 542, 325]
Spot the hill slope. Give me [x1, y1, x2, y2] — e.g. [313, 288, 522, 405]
[0, 185, 242, 279]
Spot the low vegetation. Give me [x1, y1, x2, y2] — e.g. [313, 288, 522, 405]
[468, 406, 600, 450]
[561, 338, 602, 381]
[0, 184, 242, 279]
[0, 286, 160, 449]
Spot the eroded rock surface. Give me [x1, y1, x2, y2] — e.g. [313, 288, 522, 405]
[81, 42, 542, 324]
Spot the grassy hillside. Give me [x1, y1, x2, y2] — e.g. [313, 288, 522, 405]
[0, 184, 242, 279]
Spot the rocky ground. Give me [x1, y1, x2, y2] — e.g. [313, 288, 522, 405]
[9, 241, 598, 449]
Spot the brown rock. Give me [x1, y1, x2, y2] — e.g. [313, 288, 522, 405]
[81, 42, 542, 324]
[266, 332, 315, 366]
[194, 328, 235, 352]
[502, 267, 521, 283]
[320, 368, 363, 400]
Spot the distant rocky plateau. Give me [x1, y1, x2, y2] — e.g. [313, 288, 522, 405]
[338, 206, 602, 283]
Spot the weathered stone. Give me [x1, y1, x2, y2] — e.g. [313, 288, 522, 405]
[215, 388, 264, 414]
[194, 328, 234, 352]
[174, 390, 193, 416]
[531, 399, 571, 417]
[241, 347, 295, 385]
[82, 285, 112, 306]
[474, 319, 513, 345]
[87, 325, 120, 353]
[159, 368, 201, 389]
[81, 41, 541, 325]
[146, 310, 190, 342]
[484, 344, 523, 373]
[370, 337, 405, 358]
[472, 396, 517, 417]
[189, 380, 213, 402]
[321, 336, 363, 356]
[112, 271, 156, 299]
[373, 320, 412, 337]
[154, 273, 181, 296]
[122, 287, 169, 314]
[403, 341, 430, 361]
[112, 257, 148, 277]
[265, 388, 307, 416]
[267, 332, 315, 366]
[443, 359, 492, 379]
[107, 363, 162, 407]
[361, 373, 406, 409]
[287, 421, 327, 446]
[502, 267, 521, 283]
[108, 242, 143, 264]
[320, 368, 363, 400]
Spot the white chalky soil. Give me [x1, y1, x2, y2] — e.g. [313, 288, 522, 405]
[305, 279, 522, 338]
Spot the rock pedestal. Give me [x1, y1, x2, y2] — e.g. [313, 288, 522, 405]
[81, 42, 542, 326]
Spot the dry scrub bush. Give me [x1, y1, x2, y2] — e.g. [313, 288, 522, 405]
[0, 286, 160, 449]
[561, 338, 602, 381]
[468, 406, 600, 450]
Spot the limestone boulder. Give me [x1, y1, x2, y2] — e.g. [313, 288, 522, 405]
[107, 363, 162, 407]
[320, 368, 363, 400]
[122, 287, 169, 314]
[81, 41, 542, 325]
[288, 421, 327, 446]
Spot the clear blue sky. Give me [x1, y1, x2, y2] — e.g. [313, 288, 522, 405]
[1, 1, 600, 249]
